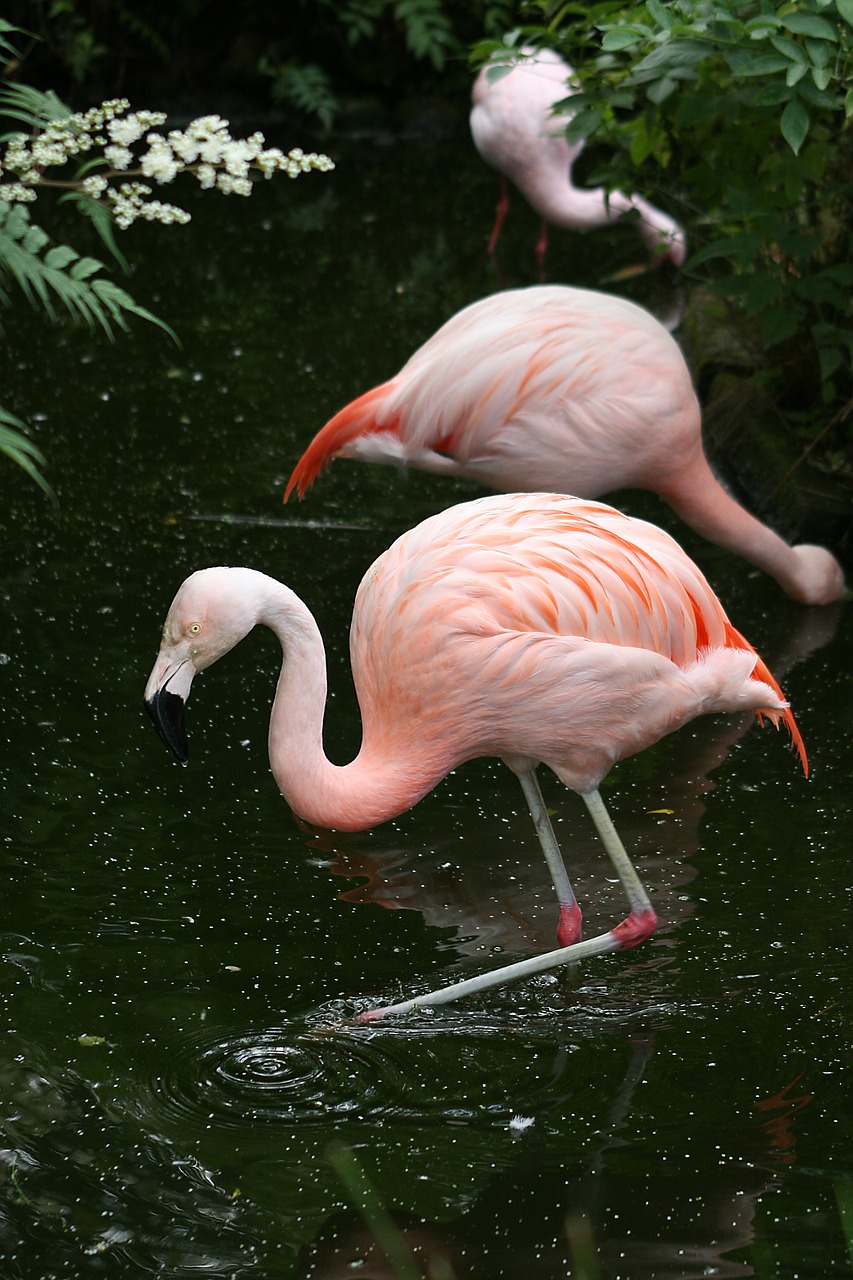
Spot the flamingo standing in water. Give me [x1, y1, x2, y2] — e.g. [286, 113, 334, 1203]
[285, 285, 846, 607]
[144, 493, 807, 1019]
[470, 47, 686, 271]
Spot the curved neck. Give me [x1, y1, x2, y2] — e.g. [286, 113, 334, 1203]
[656, 452, 805, 593]
[527, 165, 612, 231]
[260, 583, 436, 833]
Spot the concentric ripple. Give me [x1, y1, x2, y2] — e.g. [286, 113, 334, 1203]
[132, 1022, 399, 1131]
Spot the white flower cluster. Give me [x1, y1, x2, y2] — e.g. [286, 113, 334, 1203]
[107, 182, 192, 231]
[0, 99, 334, 229]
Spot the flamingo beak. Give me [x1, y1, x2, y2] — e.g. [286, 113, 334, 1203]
[144, 653, 195, 763]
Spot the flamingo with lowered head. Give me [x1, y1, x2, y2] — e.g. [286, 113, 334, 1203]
[470, 47, 686, 270]
[285, 285, 846, 607]
[145, 493, 807, 1019]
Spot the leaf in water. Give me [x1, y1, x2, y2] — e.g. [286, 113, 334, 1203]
[78, 1034, 107, 1047]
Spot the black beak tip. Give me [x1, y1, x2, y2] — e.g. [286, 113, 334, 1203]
[145, 689, 189, 764]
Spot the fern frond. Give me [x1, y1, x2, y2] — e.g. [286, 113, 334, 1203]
[90, 278, 178, 342]
[394, 0, 455, 70]
[58, 190, 130, 271]
[262, 60, 338, 131]
[0, 19, 29, 66]
[0, 199, 176, 341]
[0, 404, 54, 499]
[0, 83, 71, 139]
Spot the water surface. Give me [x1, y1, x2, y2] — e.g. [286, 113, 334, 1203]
[0, 129, 850, 1278]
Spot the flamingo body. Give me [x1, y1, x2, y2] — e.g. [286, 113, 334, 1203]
[470, 48, 686, 266]
[145, 495, 806, 1014]
[285, 286, 846, 607]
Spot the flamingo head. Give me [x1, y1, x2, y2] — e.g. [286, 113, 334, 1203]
[143, 567, 263, 761]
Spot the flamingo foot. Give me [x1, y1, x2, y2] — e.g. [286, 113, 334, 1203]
[557, 901, 583, 948]
[610, 907, 658, 950]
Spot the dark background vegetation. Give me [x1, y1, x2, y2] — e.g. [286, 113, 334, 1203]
[2, 0, 851, 539]
[3, 0, 503, 119]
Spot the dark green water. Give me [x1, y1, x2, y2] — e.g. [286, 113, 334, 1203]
[1, 131, 851, 1279]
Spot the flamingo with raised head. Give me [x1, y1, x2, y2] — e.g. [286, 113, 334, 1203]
[470, 47, 686, 271]
[145, 493, 807, 1019]
[285, 285, 846, 607]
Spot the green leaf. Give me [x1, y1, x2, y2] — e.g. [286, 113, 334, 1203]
[0, 406, 54, 500]
[59, 192, 130, 271]
[780, 13, 836, 41]
[794, 79, 836, 108]
[805, 37, 831, 68]
[780, 97, 809, 153]
[686, 232, 762, 268]
[564, 108, 603, 145]
[769, 34, 807, 62]
[753, 82, 794, 106]
[44, 245, 78, 271]
[601, 28, 647, 51]
[817, 345, 843, 382]
[838, 0, 853, 26]
[90, 279, 178, 343]
[0, 83, 71, 132]
[760, 303, 803, 345]
[484, 63, 515, 84]
[70, 256, 105, 282]
[737, 54, 791, 75]
[647, 76, 677, 103]
[646, 0, 674, 29]
[745, 15, 782, 37]
[0, 201, 177, 341]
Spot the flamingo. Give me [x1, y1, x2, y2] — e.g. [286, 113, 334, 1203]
[144, 493, 807, 1019]
[285, 285, 846, 607]
[470, 47, 686, 271]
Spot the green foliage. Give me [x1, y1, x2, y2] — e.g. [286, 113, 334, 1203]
[0, 199, 174, 337]
[0, 405, 53, 499]
[255, 0, 517, 126]
[260, 57, 339, 132]
[475, 2, 853, 424]
[0, 22, 334, 496]
[0, 81, 71, 137]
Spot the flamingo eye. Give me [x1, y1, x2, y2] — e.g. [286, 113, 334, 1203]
[189, 623, 202, 635]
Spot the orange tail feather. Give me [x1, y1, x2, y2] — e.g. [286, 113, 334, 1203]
[725, 623, 809, 777]
[284, 382, 398, 501]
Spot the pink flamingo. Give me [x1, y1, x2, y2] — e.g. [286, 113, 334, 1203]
[285, 285, 846, 607]
[470, 47, 686, 271]
[144, 493, 807, 1019]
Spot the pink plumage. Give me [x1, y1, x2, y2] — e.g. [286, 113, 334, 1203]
[145, 493, 807, 1017]
[470, 47, 686, 269]
[285, 285, 845, 607]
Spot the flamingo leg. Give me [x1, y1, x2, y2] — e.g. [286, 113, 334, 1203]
[580, 789, 658, 948]
[517, 767, 582, 947]
[534, 218, 549, 280]
[487, 176, 510, 255]
[358, 789, 658, 1021]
